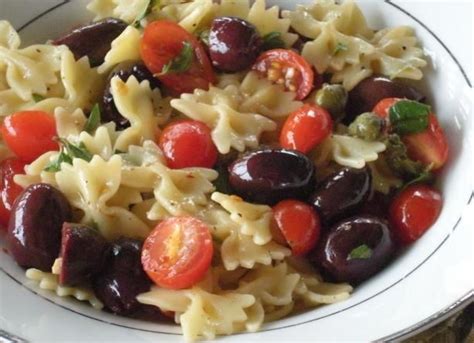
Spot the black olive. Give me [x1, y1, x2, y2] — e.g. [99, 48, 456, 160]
[228, 148, 315, 205]
[7, 183, 72, 271]
[309, 166, 372, 225]
[312, 215, 395, 284]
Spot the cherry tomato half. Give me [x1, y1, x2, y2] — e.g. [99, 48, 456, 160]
[1, 111, 58, 163]
[272, 199, 321, 256]
[389, 184, 442, 245]
[142, 216, 213, 289]
[373, 98, 449, 170]
[159, 120, 218, 169]
[141, 20, 216, 95]
[0, 158, 26, 229]
[280, 104, 333, 153]
[252, 49, 314, 100]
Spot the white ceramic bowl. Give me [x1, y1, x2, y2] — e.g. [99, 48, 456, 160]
[0, 1, 472, 341]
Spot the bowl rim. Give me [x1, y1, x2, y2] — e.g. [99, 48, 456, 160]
[1, 0, 472, 341]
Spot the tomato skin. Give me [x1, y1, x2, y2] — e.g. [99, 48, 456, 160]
[280, 104, 333, 153]
[142, 216, 213, 290]
[0, 158, 26, 229]
[140, 20, 216, 95]
[389, 185, 442, 245]
[272, 199, 321, 256]
[159, 120, 218, 169]
[252, 49, 314, 100]
[372, 98, 449, 170]
[1, 111, 58, 163]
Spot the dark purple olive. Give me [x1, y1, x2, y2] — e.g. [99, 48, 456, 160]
[209, 16, 262, 72]
[345, 76, 426, 124]
[92, 238, 152, 316]
[7, 183, 72, 271]
[52, 18, 127, 67]
[312, 215, 396, 284]
[59, 223, 109, 286]
[309, 166, 372, 225]
[228, 148, 315, 205]
[102, 61, 160, 129]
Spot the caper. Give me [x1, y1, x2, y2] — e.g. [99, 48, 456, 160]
[348, 112, 385, 141]
[315, 83, 348, 122]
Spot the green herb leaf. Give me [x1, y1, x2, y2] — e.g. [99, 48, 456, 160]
[44, 148, 73, 172]
[333, 42, 348, 55]
[389, 100, 430, 135]
[32, 94, 45, 102]
[133, 0, 160, 28]
[348, 244, 373, 260]
[158, 41, 194, 76]
[59, 138, 93, 162]
[403, 168, 434, 189]
[84, 104, 101, 134]
[262, 32, 285, 50]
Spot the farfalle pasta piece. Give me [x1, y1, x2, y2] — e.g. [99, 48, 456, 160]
[25, 268, 103, 309]
[171, 86, 276, 154]
[137, 286, 255, 340]
[88, 0, 149, 23]
[14, 151, 59, 189]
[55, 155, 151, 240]
[0, 20, 20, 49]
[157, 0, 214, 33]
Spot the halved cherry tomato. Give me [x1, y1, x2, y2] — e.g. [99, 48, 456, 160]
[1, 111, 58, 163]
[142, 216, 213, 289]
[389, 184, 442, 245]
[272, 199, 321, 256]
[0, 158, 26, 229]
[373, 98, 449, 170]
[280, 104, 333, 153]
[252, 49, 314, 100]
[159, 120, 218, 169]
[141, 20, 216, 95]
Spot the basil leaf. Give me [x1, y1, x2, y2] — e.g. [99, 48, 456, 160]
[262, 32, 285, 50]
[404, 169, 434, 189]
[389, 100, 430, 135]
[333, 42, 348, 55]
[32, 93, 45, 102]
[59, 138, 93, 162]
[158, 41, 194, 75]
[133, 0, 160, 28]
[84, 103, 101, 134]
[348, 244, 372, 260]
[44, 148, 73, 172]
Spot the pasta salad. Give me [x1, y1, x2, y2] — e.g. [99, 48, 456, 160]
[0, 0, 449, 341]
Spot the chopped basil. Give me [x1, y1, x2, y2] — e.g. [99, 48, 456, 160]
[32, 93, 45, 102]
[44, 138, 93, 172]
[84, 103, 101, 134]
[262, 31, 285, 50]
[158, 41, 194, 76]
[389, 100, 430, 135]
[404, 169, 434, 189]
[348, 244, 373, 260]
[133, 0, 160, 28]
[333, 42, 348, 55]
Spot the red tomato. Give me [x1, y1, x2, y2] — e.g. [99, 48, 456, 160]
[272, 199, 321, 256]
[252, 49, 314, 100]
[142, 216, 213, 289]
[159, 120, 218, 169]
[280, 104, 333, 153]
[372, 98, 449, 170]
[389, 185, 442, 245]
[1, 111, 58, 163]
[141, 20, 216, 95]
[0, 158, 26, 229]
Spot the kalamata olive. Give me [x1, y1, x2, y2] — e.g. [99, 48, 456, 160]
[228, 148, 315, 205]
[345, 76, 426, 124]
[7, 183, 72, 271]
[312, 215, 395, 284]
[93, 238, 152, 316]
[59, 223, 109, 286]
[102, 61, 160, 129]
[209, 16, 262, 72]
[53, 18, 127, 67]
[309, 166, 372, 225]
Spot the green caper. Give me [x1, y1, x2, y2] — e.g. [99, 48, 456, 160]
[383, 134, 424, 178]
[348, 112, 385, 141]
[315, 83, 348, 122]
